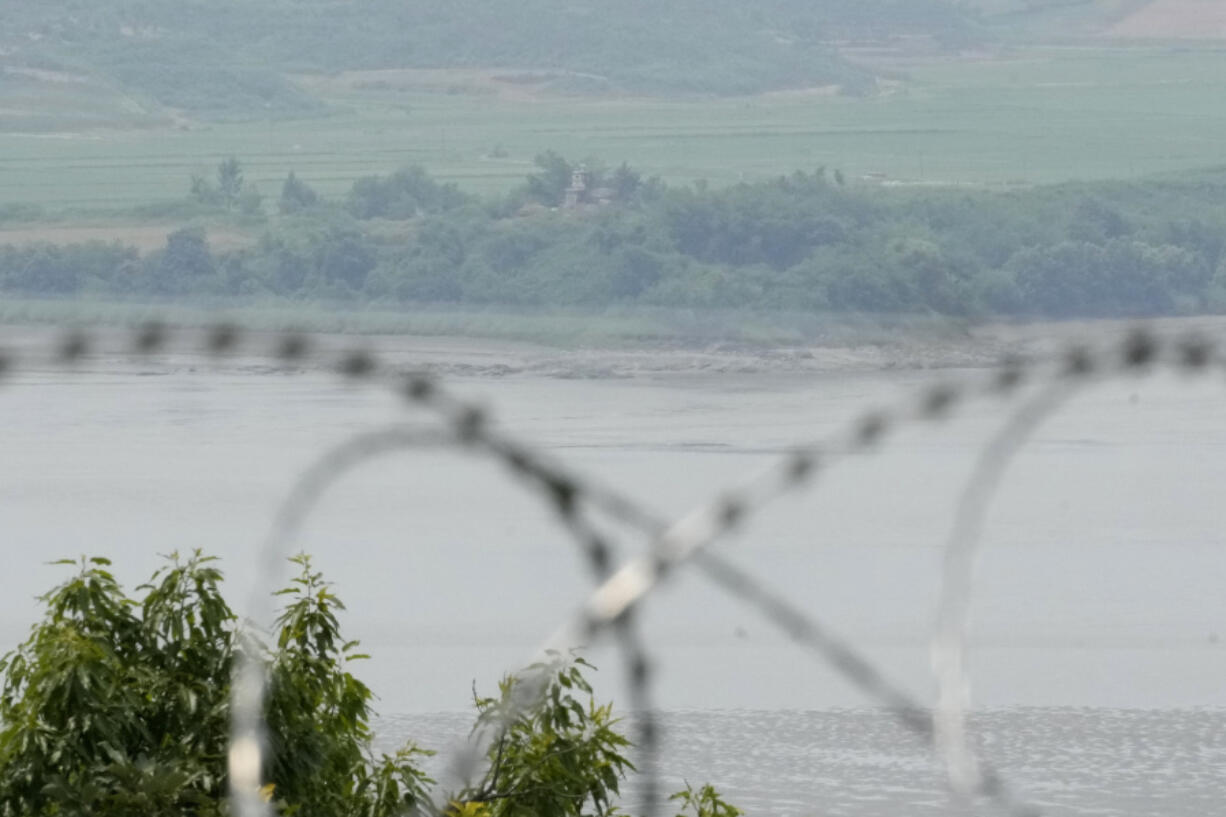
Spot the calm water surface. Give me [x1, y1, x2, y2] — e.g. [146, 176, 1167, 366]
[1, 334, 1223, 812]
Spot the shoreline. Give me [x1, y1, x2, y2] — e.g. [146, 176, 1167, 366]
[2, 304, 1224, 379]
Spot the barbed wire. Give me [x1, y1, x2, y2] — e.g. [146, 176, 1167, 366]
[228, 421, 662, 817]
[0, 319, 1221, 817]
[930, 380, 1076, 801]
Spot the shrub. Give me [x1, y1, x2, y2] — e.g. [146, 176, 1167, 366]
[0, 553, 430, 817]
[0, 553, 738, 817]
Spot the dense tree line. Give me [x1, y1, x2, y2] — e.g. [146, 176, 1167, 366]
[5, 156, 1226, 320]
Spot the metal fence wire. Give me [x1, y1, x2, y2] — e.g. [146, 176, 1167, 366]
[0, 320, 1221, 817]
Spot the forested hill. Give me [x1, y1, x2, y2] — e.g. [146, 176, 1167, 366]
[2, 1, 980, 115]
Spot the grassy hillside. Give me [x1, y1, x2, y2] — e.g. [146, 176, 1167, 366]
[957, 1, 1226, 40]
[0, 0, 982, 124]
[5, 45, 1226, 214]
[1109, 1, 1226, 39]
[954, 1, 1119, 37]
[6, 1, 1226, 221]
[7, 1, 1221, 131]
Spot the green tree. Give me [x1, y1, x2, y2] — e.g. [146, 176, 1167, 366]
[263, 554, 432, 817]
[368, 218, 469, 302]
[239, 185, 265, 219]
[149, 226, 217, 294]
[0, 554, 232, 816]
[347, 167, 471, 220]
[280, 172, 321, 214]
[610, 163, 642, 202]
[525, 151, 575, 207]
[1209, 256, 1226, 312]
[218, 157, 245, 210]
[189, 174, 221, 207]
[456, 655, 634, 817]
[0, 553, 431, 817]
[0, 553, 738, 817]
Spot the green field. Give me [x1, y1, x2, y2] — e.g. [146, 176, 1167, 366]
[4, 45, 1226, 213]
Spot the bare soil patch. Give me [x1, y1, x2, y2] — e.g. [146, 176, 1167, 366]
[1110, 0, 1226, 39]
[0, 224, 254, 253]
[295, 68, 571, 102]
[2, 67, 89, 84]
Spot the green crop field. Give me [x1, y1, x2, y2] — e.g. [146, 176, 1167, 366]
[4, 45, 1226, 214]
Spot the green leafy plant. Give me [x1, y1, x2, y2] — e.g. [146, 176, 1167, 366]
[0, 553, 233, 815]
[0, 552, 431, 817]
[454, 654, 634, 817]
[263, 554, 433, 817]
[670, 782, 743, 817]
[0, 553, 737, 817]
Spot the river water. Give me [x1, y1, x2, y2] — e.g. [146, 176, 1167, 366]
[0, 328, 1223, 814]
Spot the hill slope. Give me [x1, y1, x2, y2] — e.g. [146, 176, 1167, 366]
[1, 1, 982, 120]
[1110, 0, 1226, 38]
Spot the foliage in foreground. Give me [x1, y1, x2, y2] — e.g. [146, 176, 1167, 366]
[0, 552, 738, 817]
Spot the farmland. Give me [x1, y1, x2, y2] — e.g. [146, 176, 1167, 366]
[4, 45, 1226, 219]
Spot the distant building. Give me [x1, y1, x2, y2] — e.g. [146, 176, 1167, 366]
[563, 166, 588, 209]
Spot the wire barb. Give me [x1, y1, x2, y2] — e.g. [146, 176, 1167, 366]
[3, 320, 1223, 817]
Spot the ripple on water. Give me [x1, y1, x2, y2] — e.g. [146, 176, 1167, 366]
[375, 708, 1226, 817]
